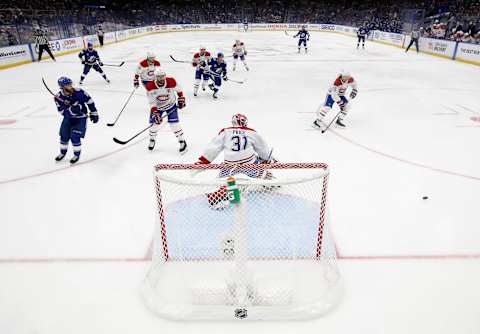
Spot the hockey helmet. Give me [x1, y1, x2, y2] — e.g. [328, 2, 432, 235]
[154, 68, 166, 80]
[58, 76, 73, 88]
[217, 52, 224, 58]
[146, 51, 155, 60]
[232, 113, 248, 127]
[87, 42, 93, 49]
[339, 70, 351, 80]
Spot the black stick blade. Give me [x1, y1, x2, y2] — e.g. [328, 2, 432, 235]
[106, 123, 115, 127]
[113, 137, 128, 145]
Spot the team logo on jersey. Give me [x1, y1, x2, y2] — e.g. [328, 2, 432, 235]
[156, 94, 170, 102]
[234, 308, 248, 319]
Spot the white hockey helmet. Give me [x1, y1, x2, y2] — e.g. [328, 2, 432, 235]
[199, 45, 206, 51]
[154, 68, 166, 79]
[339, 70, 351, 80]
[232, 113, 248, 127]
[146, 51, 155, 60]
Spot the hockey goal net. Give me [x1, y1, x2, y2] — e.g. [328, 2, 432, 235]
[142, 163, 342, 320]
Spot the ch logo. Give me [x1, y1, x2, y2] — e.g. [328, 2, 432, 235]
[234, 308, 248, 319]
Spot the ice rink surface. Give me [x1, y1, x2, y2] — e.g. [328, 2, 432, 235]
[1, 30, 480, 333]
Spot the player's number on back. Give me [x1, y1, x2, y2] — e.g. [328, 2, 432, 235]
[232, 135, 247, 151]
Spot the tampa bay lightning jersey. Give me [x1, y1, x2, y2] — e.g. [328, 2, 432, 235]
[357, 27, 369, 37]
[294, 30, 310, 40]
[79, 49, 101, 65]
[208, 58, 227, 76]
[55, 88, 97, 119]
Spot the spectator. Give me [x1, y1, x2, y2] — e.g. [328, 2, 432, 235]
[6, 29, 17, 45]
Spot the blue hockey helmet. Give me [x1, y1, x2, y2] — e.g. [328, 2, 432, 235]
[217, 52, 224, 58]
[87, 42, 93, 48]
[58, 76, 73, 88]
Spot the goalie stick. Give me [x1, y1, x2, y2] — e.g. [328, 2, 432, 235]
[107, 88, 136, 127]
[112, 108, 176, 145]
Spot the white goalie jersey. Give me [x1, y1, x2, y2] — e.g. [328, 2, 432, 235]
[199, 126, 271, 164]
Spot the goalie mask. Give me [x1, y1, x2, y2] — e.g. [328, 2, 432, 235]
[232, 113, 248, 127]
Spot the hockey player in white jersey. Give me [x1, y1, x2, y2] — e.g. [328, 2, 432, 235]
[232, 39, 249, 71]
[145, 68, 187, 153]
[196, 113, 275, 208]
[134, 51, 161, 89]
[313, 70, 358, 129]
[196, 113, 272, 167]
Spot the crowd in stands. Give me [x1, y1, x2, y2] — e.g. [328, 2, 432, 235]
[0, 0, 479, 46]
[418, 0, 480, 43]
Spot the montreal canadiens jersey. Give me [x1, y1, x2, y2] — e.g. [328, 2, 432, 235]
[55, 88, 97, 119]
[232, 42, 246, 55]
[328, 76, 358, 98]
[294, 30, 310, 40]
[192, 51, 211, 67]
[146, 77, 183, 111]
[78, 49, 100, 65]
[135, 59, 161, 82]
[201, 126, 271, 164]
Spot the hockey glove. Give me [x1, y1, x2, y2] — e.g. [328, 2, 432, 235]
[81, 60, 86, 65]
[133, 78, 139, 89]
[337, 99, 347, 109]
[149, 108, 163, 125]
[350, 89, 358, 99]
[222, 75, 228, 81]
[89, 111, 99, 123]
[244, 51, 247, 55]
[177, 96, 186, 109]
[98, 61, 104, 66]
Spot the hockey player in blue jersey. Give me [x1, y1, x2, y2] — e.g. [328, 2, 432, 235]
[294, 25, 310, 53]
[78, 42, 110, 84]
[54, 77, 99, 164]
[357, 25, 369, 49]
[207, 52, 228, 99]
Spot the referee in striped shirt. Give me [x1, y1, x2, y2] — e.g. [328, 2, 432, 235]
[35, 29, 56, 62]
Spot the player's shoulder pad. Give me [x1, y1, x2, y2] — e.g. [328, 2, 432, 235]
[347, 77, 355, 84]
[140, 59, 149, 67]
[165, 77, 177, 88]
[145, 81, 157, 91]
[205, 51, 211, 56]
[333, 77, 343, 86]
[193, 52, 200, 58]
[153, 60, 160, 66]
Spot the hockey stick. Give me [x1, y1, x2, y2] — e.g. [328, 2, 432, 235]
[107, 88, 136, 127]
[170, 55, 190, 63]
[113, 124, 153, 145]
[42, 77, 67, 104]
[112, 107, 176, 145]
[102, 61, 125, 67]
[284, 30, 290, 36]
[206, 70, 246, 84]
[321, 110, 341, 133]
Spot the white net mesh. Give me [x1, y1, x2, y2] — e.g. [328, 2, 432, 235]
[141, 163, 342, 320]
